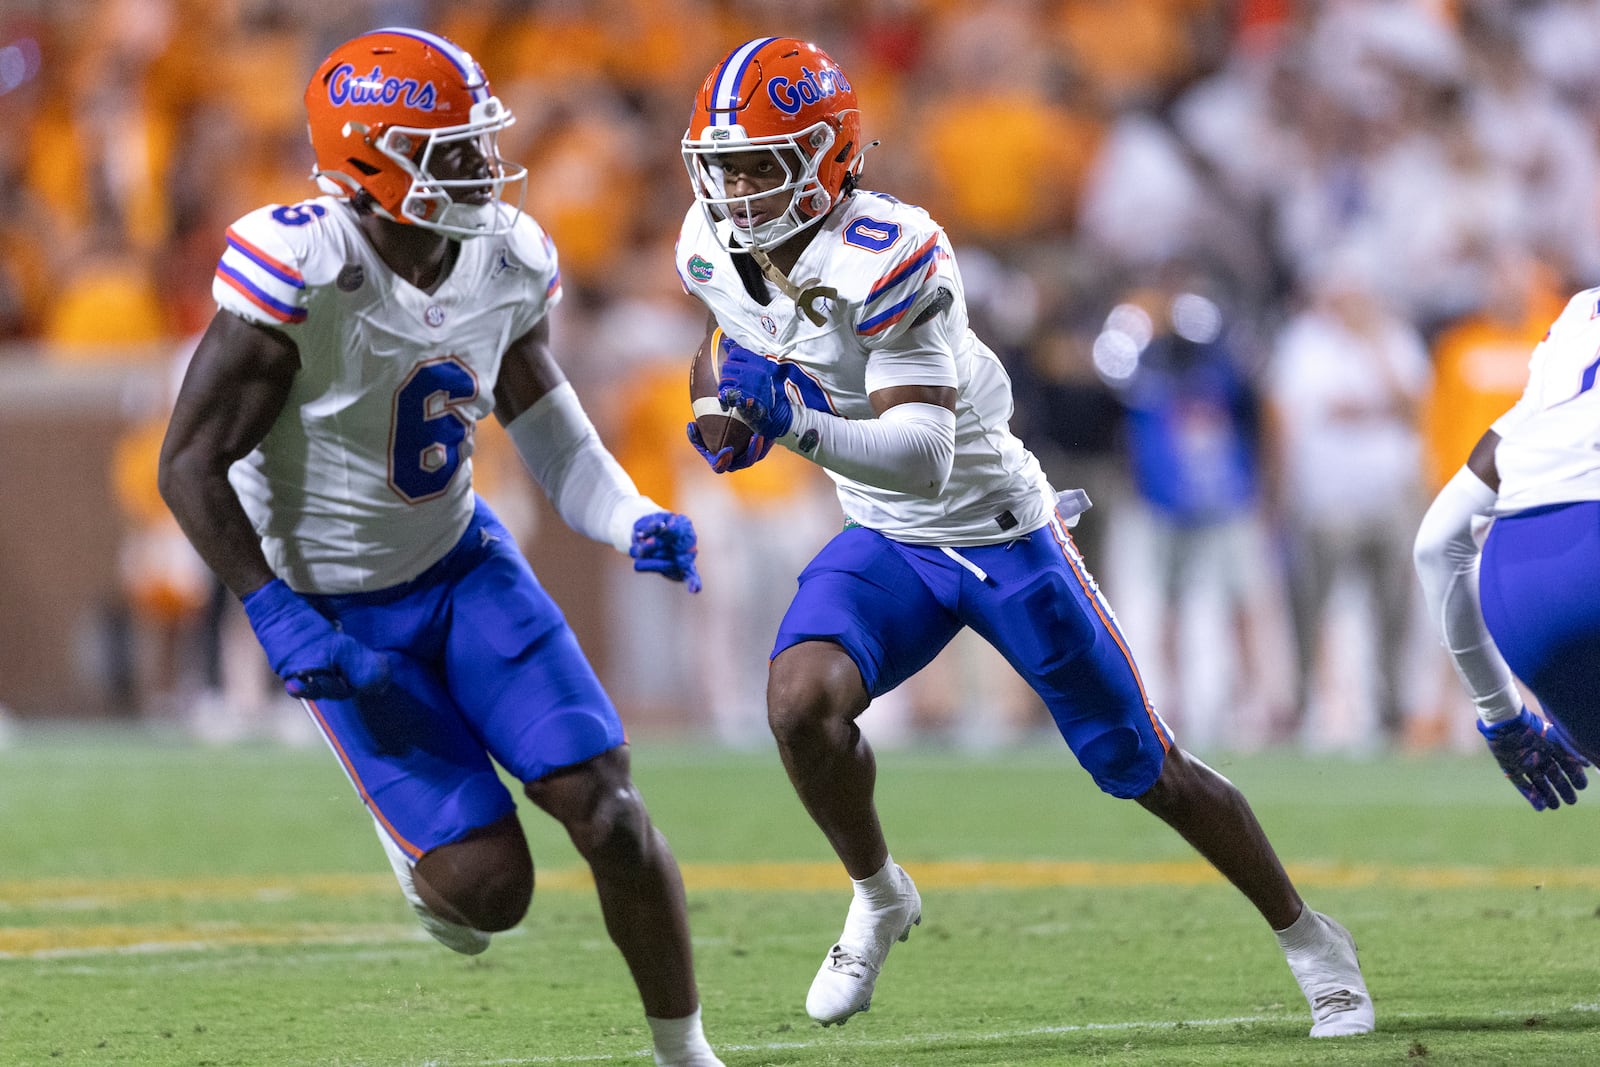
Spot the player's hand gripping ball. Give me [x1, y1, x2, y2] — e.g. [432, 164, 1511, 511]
[687, 329, 773, 473]
[717, 335, 794, 439]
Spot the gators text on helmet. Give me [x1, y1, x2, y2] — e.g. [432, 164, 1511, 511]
[304, 27, 525, 238]
[682, 37, 868, 252]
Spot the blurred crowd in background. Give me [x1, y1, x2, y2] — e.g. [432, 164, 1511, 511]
[3, 0, 1598, 755]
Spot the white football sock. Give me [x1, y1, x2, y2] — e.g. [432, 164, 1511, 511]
[1273, 904, 1320, 953]
[851, 856, 902, 908]
[646, 1006, 719, 1067]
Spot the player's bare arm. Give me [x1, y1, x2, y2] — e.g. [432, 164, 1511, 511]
[157, 309, 300, 597]
[492, 316, 567, 425]
[1465, 427, 1500, 489]
[868, 383, 956, 417]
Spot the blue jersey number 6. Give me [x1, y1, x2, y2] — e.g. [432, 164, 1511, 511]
[391, 358, 479, 502]
[270, 202, 328, 227]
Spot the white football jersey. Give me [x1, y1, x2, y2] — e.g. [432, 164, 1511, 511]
[213, 197, 560, 593]
[1492, 286, 1600, 515]
[676, 191, 1053, 545]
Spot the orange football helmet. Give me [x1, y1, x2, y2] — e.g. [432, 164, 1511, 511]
[304, 27, 525, 237]
[682, 37, 868, 250]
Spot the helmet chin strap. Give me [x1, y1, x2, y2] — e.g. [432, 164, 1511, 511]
[745, 242, 838, 327]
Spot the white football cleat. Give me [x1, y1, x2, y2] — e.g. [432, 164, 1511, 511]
[375, 819, 491, 956]
[1285, 911, 1374, 1037]
[806, 863, 922, 1026]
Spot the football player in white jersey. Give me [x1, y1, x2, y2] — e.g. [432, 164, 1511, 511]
[158, 29, 723, 1067]
[676, 37, 1372, 1038]
[1414, 285, 1594, 811]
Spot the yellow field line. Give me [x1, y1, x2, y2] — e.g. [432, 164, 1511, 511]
[679, 858, 1600, 890]
[0, 858, 1589, 910]
[0, 858, 1588, 911]
[0, 858, 1588, 959]
[0, 922, 411, 956]
[0, 873, 394, 906]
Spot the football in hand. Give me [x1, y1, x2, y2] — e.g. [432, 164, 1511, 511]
[690, 331, 754, 456]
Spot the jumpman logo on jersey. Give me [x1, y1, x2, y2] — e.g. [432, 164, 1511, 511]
[491, 249, 521, 279]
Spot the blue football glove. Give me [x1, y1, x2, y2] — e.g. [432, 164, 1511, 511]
[1479, 707, 1590, 811]
[685, 420, 774, 474]
[241, 578, 391, 700]
[717, 336, 793, 439]
[629, 511, 702, 593]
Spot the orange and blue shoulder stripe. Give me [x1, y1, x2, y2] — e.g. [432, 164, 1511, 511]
[216, 226, 308, 324]
[858, 233, 942, 337]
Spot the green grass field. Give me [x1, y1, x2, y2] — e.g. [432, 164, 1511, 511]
[4, 730, 1600, 1065]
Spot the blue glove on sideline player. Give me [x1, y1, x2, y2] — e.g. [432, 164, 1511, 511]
[630, 512, 702, 593]
[717, 336, 794, 440]
[1478, 707, 1590, 811]
[241, 578, 391, 700]
[685, 420, 774, 474]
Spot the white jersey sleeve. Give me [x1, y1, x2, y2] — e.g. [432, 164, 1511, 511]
[852, 223, 961, 394]
[1492, 286, 1600, 514]
[213, 202, 333, 333]
[218, 199, 561, 593]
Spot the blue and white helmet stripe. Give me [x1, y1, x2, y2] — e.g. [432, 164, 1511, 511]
[373, 26, 489, 101]
[709, 36, 778, 126]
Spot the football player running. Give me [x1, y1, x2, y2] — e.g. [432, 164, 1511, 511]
[159, 29, 722, 1067]
[1413, 291, 1594, 810]
[677, 37, 1373, 1038]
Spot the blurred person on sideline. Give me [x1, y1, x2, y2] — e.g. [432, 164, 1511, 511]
[156, 28, 722, 1067]
[1410, 245, 1565, 749]
[913, 3, 1104, 244]
[677, 36, 1370, 1037]
[1421, 247, 1567, 493]
[1108, 265, 1277, 745]
[110, 385, 212, 716]
[1263, 253, 1431, 748]
[685, 437, 839, 747]
[1001, 250, 1129, 592]
[1412, 281, 1597, 812]
[113, 334, 305, 743]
